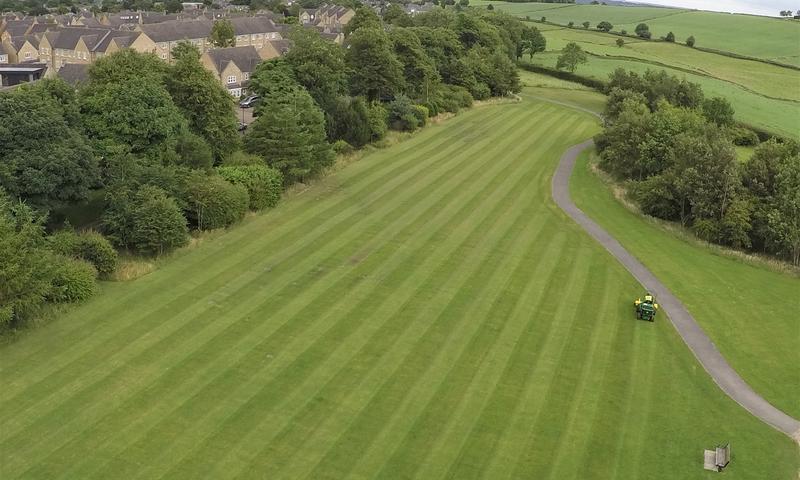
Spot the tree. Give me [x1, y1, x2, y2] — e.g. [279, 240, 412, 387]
[521, 26, 546, 60]
[87, 48, 166, 86]
[767, 155, 800, 264]
[129, 186, 189, 255]
[582, 21, 590, 29]
[384, 3, 412, 26]
[567, 21, 574, 28]
[346, 27, 405, 101]
[702, 96, 735, 126]
[635, 22, 651, 39]
[0, 81, 99, 208]
[186, 174, 248, 230]
[344, 5, 381, 35]
[248, 58, 300, 101]
[216, 164, 283, 210]
[209, 19, 235, 48]
[665, 31, 675, 42]
[284, 27, 348, 109]
[166, 42, 240, 161]
[0, 192, 57, 326]
[616, 38, 624, 47]
[244, 86, 334, 184]
[175, 132, 214, 170]
[164, 0, 183, 12]
[486, 3, 493, 10]
[390, 27, 440, 101]
[597, 21, 612, 32]
[556, 42, 587, 73]
[686, 35, 695, 47]
[458, 0, 469, 6]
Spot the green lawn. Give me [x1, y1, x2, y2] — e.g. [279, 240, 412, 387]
[1, 97, 797, 479]
[474, 1, 800, 65]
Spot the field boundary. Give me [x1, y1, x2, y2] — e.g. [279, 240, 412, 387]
[552, 137, 800, 440]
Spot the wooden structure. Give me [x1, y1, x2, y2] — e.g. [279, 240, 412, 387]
[703, 443, 730, 472]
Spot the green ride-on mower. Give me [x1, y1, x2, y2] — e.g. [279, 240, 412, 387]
[634, 293, 659, 322]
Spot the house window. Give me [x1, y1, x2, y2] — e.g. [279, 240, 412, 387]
[0, 55, 6, 63]
[227, 75, 237, 84]
[161, 52, 167, 59]
[243, 72, 249, 80]
[24, 51, 32, 59]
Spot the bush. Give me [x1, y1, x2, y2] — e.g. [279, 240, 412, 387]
[186, 174, 249, 230]
[49, 229, 118, 276]
[222, 150, 262, 166]
[217, 164, 283, 210]
[388, 95, 421, 131]
[366, 101, 388, 141]
[175, 131, 214, 170]
[47, 256, 97, 303]
[665, 31, 675, 42]
[727, 126, 760, 146]
[686, 35, 695, 47]
[412, 105, 429, 127]
[129, 185, 189, 255]
[332, 139, 356, 155]
[76, 231, 118, 276]
[434, 85, 474, 114]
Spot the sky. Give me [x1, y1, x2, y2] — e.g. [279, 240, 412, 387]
[623, 1, 794, 16]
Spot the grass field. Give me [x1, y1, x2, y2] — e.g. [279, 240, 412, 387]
[474, 1, 800, 65]
[1, 97, 797, 479]
[517, 24, 800, 138]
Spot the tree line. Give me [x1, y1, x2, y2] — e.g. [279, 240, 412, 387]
[595, 68, 800, 265]
[0, 7, 531, 331]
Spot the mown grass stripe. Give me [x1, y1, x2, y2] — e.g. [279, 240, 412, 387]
[0, 106, 502, 384]
[123, 105, 552, 480]
[1, 106, 524, 476]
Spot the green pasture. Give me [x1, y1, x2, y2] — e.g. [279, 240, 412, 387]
[474, 1, 800, 65]
[523, 52, 800, 139]
[1, 96, 797, 479]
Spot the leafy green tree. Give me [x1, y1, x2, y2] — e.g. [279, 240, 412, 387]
[175, 131, 214, 170]
[665, 31, 675, 42]
[249, 58, 300, 102]
[0, 82, 99, 208]
[284, 27, 348, 109]
[129, 185, 188, 255]
[47, 256, 97, 303]
[455, 12, 502, 51]
[390, 27, 440, 101]
[766, 153, 800, 264]
[344, 5, 381, 35]
[217, 164, 283, 210]
[327, 96, 372, 146]
[521, 26, 546, 59]
[244, 87, 334, 184]
[596, 21, 612, 32]
[702, 96, 735, 126]
[384, 3, 412, 26]
[686, 35, 695, 47]
[0, 192, 57, 326]
[582, 21, 590, 29]
[635, 22, 651, 39]
[346, 27, 405, 101]
[166, 42, 240, 161]
[209, 19, 236, 47]
[616, 38, 624, 47]
[87, 49, 167, 86]
[486, 4, 493, 10]
[164, 0, 183, 12]
[556, 42, 588, 72]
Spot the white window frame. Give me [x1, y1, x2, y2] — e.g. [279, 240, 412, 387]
[227, 75, 237, 84]
[243, 72, 249, 80]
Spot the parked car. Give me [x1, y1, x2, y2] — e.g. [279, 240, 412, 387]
[239, 95, 260, 108]
[238, 122, 248, 132]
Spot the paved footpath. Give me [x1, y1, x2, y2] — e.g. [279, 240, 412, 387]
[553, 138, 800, 441]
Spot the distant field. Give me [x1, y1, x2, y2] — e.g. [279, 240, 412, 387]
[474, 1, 800, 65]
[1, 95, 797, 478]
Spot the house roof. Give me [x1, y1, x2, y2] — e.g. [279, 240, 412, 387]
[57, 63, 89, 85]
[80, 17, 103, 27]
[229, 16, 278, 35]
[0, 43, 7, 55]
[93, 30, 139, 51]
[45, 27, 112, 50]
[265, 38, 290, 54]
[11, 35, 39, 50]
[206, 45, 261, 73]
[139, 19, 213, 42]
[140, 14, 179, 24]
[3, 20, 32, 36]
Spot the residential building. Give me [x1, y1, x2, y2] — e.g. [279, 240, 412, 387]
[0, 43, 8, 63]
[1, 35, 40, 63]
[299, 4, 354, 29]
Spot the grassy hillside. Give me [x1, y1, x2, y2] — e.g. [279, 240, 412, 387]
[474, 1, 800, 65]
[1, 96, 797, 479]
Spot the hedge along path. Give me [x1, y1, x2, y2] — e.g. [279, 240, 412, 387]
[553, 138, 800, 440]
[2, 105, 530, 478]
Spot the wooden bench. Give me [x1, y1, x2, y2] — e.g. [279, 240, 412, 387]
[703, 443, 730, 472]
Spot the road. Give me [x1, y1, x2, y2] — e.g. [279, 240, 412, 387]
[553, 138, 800, 441]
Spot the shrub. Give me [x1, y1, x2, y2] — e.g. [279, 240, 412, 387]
[129, 185, 189, 255]
[47, 256, 98, 303]
[332, 139, 356, 155]
[175, 131, 214, 170]
[388, 95, 421, 131]
[49, 229, 80, 257]
[686, 35, 695, 47]
[217, 164, 283, 210]
[620, 29, 627, 35]
[186, 174, 249, 229]
[567, 21, 574, 28]
[412, 105, 429, 127]
[222, 150, 263, 166]
[665, 31, 675, 42]
[76, 231, 118, 276]
[616, 38, 624, 47]
[727, 126, 760, 146]
[366, 101, 388, 141]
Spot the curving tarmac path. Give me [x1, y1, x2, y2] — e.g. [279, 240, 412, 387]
[553, 138, 800, 441]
